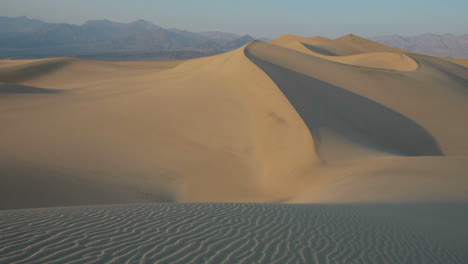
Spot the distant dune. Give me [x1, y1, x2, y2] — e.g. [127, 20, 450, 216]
[283, 42, 418, 71]
[447, 58, 468, 67]
[269, 34, 330, 46]
[1, 34, 468, 210]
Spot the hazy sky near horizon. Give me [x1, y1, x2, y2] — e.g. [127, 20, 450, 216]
[1, 0, 467, 38]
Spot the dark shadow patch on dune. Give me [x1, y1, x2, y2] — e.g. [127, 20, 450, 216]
[0, 161, 176, 210]
[0, 83, 62, 94]
[302, 43, 337, 56]
[0, 59, 72, 83]
[245, 48, 444, 157]
[268, 112, 288, 125]
[411, 54, 468, 88]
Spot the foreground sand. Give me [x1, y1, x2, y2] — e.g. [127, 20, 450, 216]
[1, 203, 467, 264]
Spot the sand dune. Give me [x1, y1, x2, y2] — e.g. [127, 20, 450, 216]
[269, 34, 330, 46]
[246, 41, 468, 157]
[0, 83, 62, 94]
[246, 41, 468, 202]
[1, 34, 468, 209]
[2, 33, 468, 264]
[0, 47, 318, 209]
[283, 41, 419, 71]
[1, 203, 467, 264]
[295, 34, 407, 56]
[447, 58, 468, 67]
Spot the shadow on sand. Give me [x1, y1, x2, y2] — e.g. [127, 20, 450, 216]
[246, 50, 444, 157]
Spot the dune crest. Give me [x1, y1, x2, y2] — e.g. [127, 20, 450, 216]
[0, 46, 319, 209]
[269, 34, 330, 46]
[312, 34, 407, 56]
[446, 58, 468, 68]
[284, 41, 419, 71]
[245, 40, 468, 202]
[1, 35, 468, 208]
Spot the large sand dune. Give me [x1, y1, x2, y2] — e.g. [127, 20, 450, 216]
[1, 203, 467, 264]
[1, 33, 468, 264]
[1, 34, 468, 209]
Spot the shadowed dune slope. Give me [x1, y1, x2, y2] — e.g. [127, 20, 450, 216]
[0, 83, 62, 94]
[302, 34, 407, 56]
[1, 37, 468, 208]
[0, 58, 182, 88]
[1, 203, 467, 264]
[246, 41, 468, 157]
[284, 42, 419, 71]
[246, 41, 468, 203]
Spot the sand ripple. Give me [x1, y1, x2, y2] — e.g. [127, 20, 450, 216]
[1, 203, 467, 264]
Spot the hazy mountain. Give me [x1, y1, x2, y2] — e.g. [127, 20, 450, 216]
[198, 31, 241, 41]
[0, 16, 255, 60]
[371, 33, 468, 58]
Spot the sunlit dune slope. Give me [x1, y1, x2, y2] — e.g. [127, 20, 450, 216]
[269, 34, 330, 46]
[296, 34, 407, 56]
[0, 47, 317, 209]
[1, 34, 468, 209]
[284, 41, 419, 71]
[446, 58, 468, 68]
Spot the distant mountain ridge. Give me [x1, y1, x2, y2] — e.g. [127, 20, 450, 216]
[371, 34, 468, 58]
[1, 17, 466, 60]
[0, 16, 255, 60]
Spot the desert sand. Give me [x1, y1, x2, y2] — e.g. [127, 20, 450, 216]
[447, 58, 468, 67]
[1, 203, 468, 264]
[1, 34, 467, 208]
[1, 34, 468, 263]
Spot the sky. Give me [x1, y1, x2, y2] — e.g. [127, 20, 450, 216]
[1, 0, 467, 38]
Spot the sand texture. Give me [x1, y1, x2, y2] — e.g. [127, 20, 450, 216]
[1, 34, 468, 209]
[1, 203, 467, 264]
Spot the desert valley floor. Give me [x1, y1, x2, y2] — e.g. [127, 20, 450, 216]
[1, 34, 467, 263]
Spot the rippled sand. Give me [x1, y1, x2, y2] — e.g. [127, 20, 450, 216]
[1, 203, 467, 264]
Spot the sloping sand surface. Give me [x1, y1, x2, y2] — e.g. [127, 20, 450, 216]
[269, 34, 330, 46]
[300, 34, 407, 56]
[1, 35, 468, 208]
[0, 48, 317, 209]
[284, 42, 419, 71]
[1, 203, 467, 264]
[0, 83, 62, 94]
[246, 41, 468, 157]
[245, 41, 468, 202]
[446, 58, 468, 67]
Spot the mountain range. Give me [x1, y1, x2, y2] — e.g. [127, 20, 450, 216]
[371, 34, 468, 58]
[1, 16, 467, 60]
[0, 16, 254, 60]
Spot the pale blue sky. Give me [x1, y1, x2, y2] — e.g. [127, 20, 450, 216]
[1, 0, 467, 38]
